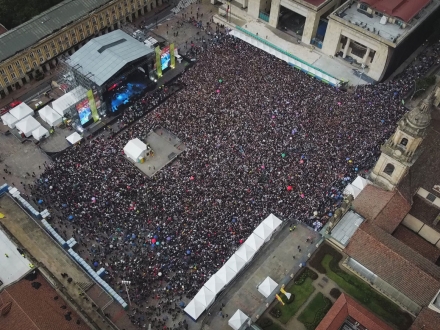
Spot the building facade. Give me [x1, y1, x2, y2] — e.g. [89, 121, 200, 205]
[0, 0, 162, 99]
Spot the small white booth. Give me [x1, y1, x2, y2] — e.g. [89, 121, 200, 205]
[257, 276, 278, 298]
[194, 286, 215, 308]
[9, 103, 34, 121]
[235, 244, 256, 264]
[32, 126, 50, 141]
[15, 116, 41, 137]
[38, 105, 53, 122]
[1, 112, 19, 129]
[253, 222, 274, 243]
[124, 138, 147, 162]
[225, 254, 246, 274]
[352, 176, 369, 190]
[184, 299, 206, 321]
[244, 233, 264, 251]
[343, 184, 362, 199]
[204, 274, 226, 295]
[45, 108, 63, 127]
[66, 132, 83, 145]
[216, 265, 236, 285]
[228, 309, 249, 330]
[262, 214, 283, 232]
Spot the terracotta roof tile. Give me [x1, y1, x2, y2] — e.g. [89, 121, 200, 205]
[362, 0, 431, 22]
[352, 185, 394, 220]
[344, 223, 440, 306]
[410, 307, 440, 330]
[0, 271, 90, 330]
[317, 293, 394, 330]
[374, 190, 411, 233]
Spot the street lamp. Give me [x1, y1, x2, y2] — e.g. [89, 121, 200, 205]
[355, 64, 365, 93]
[121, 280, 132, 306]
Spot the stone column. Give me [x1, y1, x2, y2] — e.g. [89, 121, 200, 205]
[18, 79, 23, 86]
[301, 11, 320, 44]
[158, 0, 162, 6]
[268, 0, 280, 28]
[3, 87, 9, 96]
[45, 63, 51, 71]
[342, 37, 351, 58]
[152, 0, 157, 9]
[135, 11, 139, 19]
[242, 0, 248, 8]
[24, 75, 30, 83]
[247, 0, 261, 19]
[362, 47, 371, 65]
[141, 6, 145, 15]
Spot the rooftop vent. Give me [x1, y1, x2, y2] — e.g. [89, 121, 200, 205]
[380, 16, 387, 25]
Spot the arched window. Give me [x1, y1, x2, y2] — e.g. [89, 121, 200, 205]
[400, 138, 408, 146]
[383, 163, 395, 176]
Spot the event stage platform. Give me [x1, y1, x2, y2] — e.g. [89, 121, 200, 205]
[124, 127, 185, 177]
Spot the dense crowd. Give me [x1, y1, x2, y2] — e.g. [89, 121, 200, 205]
[32, 32, 439, 329]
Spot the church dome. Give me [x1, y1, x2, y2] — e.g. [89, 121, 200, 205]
[407, 91, 434, 129]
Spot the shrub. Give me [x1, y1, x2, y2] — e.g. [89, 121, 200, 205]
[270, 307, 282, 318]
[309, 243, 343, 274]
[330, 288, 341, 299]
[294, 267, 318, 285]
[257, 317, 273, 328]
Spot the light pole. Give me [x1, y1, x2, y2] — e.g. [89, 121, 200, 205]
[355, 64, 365, 93]
[121, 280, 132, 306]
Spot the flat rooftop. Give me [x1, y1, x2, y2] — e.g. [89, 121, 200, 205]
[0, 228, 30, 289]
[330, 210, 364, 247]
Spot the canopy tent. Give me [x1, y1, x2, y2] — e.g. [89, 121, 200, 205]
[52, 86, 87, 116]
[124, 138, 147, 162]
[257, 276, 278, 298]
[15, 116, 41, 137]
[1, 112, 19, 129]
[262, 214, 283, 232]
[184, 299, 206, 321]
[224, 254, 246, 274]
[194, 286, 215, 308]
[66, 132, 82, 145]
[32, 126, 50, 141]
[204, 273, 226, 295]
[38, 105, 53, 122]
[343, 184, 362, 199]
[352, 176, 369, 191]
[9, 102, 34, 121]
[235, 243, 256, 264]
[216, 265, 236, 285]
[228, 309, 249, 330]
[253, 222, 274, 242]
[45, 107, 63, 126]
[244, 233, 264, 251]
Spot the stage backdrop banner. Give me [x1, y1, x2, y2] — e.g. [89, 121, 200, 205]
[170, 43, 175, 69]
[155, 46, 162, 77]
[87, 90, 99, 122]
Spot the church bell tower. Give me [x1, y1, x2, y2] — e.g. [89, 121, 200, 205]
[370, 91, 435, 190]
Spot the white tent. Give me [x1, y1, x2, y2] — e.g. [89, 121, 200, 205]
[38, 105, 53, 122]
[52, 86, 87, 116]
[235, 243, 256, 264]
[124, 138, 147, 162]
[216, 265, 236, 285]
[32, 126, 50, 141]
[9, 103, 34, 121]
[228, 309, 249, 330]
[66, 132, 82, 145]
[225, 254, 246, 274]
[194, 286, 215, 308]
[204, 274, 225, 295]
[184, 299, 206, 321]
[343, 184, 362, 199]
[45, 108, 63, 126]
[263, 214, 283, 232]
[253, 222, 274, 242]
[1, 112, 19, 129]
[15, 116, 41, 137]
[352, 176, 369, 191]
[244, 233, 264, 251]
[257, 276, 278, 298]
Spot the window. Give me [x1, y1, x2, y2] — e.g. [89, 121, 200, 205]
[53, 50, 58, 56]
[33, 62, 38, 68]
[39, 57, 44, 63]
[43, 45, 48, 50]
[15, 61, 20, 67]
[25, 65, 31, 71]
[4, 77, 9, 84]
[0, 68, 5, 75]
[51, 42, 56, 49]
[400, 138, 408, 146]
[7, 65, 12, 71]
[22, 57, 28, 63]
[359, 4, 368, 11]
[10, 72, 16, 79]
[30, 52, 35, 59]
[383, 163, 395, 176]
[46, 53, 51, 59]
[36, 49, 41, 54]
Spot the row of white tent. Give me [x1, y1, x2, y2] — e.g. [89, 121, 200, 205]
[343, 176, 369, 199]
[184, 214, 283, 322]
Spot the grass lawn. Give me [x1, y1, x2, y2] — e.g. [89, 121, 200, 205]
[322, 254, 412, 329]
[298, 293, 332, 330]
[277, 277, 316, 324]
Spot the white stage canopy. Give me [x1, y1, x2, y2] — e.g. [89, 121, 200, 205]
[204, 274, 226, 295]
[9, 102, 34, 121]
[228, 309, 249, 330]
[1, 112, 19, 129]
[124, 138, 147, 162]
[15, 116, 41, 137]
[225, 254, 246, 274]
[52, 86, 87, 116]
[216, 265, 236, 285]
[32, 126, 50, 141]
[257, 276, 278, 298]
[66, 132, 83, 145]
[244, 233, 264, 251]
[194, 286, 215, 308]
[263, 214, 283, 232]
[184, 299, 206, 321]
[253, 222, 273, 242]
[235, 244, 256, 264]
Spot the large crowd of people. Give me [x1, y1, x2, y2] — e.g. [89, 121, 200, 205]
[31, 30, 440, 329]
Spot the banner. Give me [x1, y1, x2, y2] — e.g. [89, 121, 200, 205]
[170, 43, 175, 69]
[155, 46, 162, 78]
[87, 90, 99, 122]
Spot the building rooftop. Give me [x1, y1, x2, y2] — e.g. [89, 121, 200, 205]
[66, 30, 154, 87]
[362, 0, 431, 22]
[302, 0, 329, 8]
[316, 293, 393, 330]
[0, 24, 7, 36]
[410, 307, 440, 330]
[407, 195, 440, 232]
[344, 223, 440, 306]
[0, 0, 112, 63]
[330, 210, 364, 247]
[0, 270, 91, 330]
[0, 229, 31, 289]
